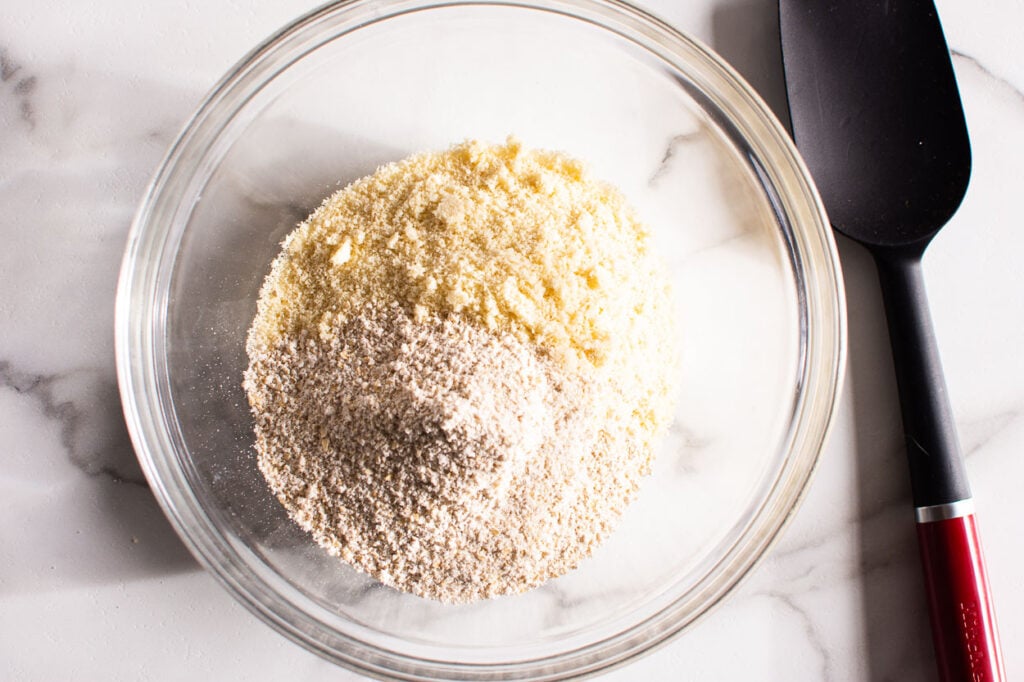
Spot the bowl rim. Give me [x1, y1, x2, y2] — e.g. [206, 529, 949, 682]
[115, 0, 847, 679]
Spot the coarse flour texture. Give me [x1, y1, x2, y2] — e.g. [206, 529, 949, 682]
[244, 139, 678, 603]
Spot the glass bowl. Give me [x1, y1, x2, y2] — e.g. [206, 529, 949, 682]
[116, 0, 846, 679]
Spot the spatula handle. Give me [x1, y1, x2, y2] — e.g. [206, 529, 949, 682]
[874, 252, 969, 506]
[874, 251, 1005, 680]
[916, 504, 1005, 681]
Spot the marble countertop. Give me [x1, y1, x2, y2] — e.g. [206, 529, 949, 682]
[2, 0, 1022, 679]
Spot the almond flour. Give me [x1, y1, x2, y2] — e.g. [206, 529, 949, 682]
[244, 139, 679, 602]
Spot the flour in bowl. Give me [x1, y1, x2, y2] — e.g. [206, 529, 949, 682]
[244, 139, 678, 602]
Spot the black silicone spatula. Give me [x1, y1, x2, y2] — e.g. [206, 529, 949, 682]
[779, 1, 1005, 679]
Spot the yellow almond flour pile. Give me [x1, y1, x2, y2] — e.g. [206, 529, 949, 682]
[244, 138, 679, 603]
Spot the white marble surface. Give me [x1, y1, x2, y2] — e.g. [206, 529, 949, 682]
[2, 0, 1022, 679]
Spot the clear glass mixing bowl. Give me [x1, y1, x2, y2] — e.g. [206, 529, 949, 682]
[116, 0, 846, 678]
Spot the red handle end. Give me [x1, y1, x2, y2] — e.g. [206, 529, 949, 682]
[917, 511, 1005, 681]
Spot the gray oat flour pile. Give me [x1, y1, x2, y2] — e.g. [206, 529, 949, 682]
[244, 303, 641, 603]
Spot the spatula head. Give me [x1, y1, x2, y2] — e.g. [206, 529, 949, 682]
[780, 0, 971, 250]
